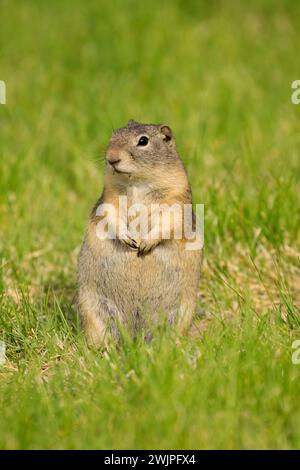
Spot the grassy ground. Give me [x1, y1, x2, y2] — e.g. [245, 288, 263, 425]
[0, 0, 300, 449]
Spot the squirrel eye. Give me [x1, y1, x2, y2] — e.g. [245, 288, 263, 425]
[137, 136, 149, 146]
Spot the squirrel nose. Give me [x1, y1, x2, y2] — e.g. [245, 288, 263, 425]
[107, 147, 122, 166]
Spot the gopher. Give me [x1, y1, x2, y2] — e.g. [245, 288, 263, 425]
[77, 120, 202, 346]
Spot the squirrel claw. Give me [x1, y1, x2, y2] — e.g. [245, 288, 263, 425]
[137, 240, 158, 257]
[120, 236, 138, 251]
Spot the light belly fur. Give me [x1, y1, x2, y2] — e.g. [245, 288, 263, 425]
[78, 236, 200, 329]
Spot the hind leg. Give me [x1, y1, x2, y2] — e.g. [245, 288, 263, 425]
[78, 287, 111, 348]
[176, 250, 202, 335]
[176, 299, 196, 335]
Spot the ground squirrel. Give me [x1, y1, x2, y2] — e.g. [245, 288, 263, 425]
[77, 120, 202, 347]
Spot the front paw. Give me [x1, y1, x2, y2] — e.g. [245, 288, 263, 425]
[137, 239, 159, 257]
[119, 234, 138, 251]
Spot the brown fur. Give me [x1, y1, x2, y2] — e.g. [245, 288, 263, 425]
[77, 121, 202, 347]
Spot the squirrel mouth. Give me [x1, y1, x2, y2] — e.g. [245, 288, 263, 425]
[110, 165, 131, 176]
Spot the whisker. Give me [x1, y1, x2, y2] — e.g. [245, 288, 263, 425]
[93, 157, 106, 165]
[87, 151, 107, 164]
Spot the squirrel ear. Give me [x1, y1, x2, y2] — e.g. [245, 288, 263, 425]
[159, 125, 173, 142]
[127, 119, 139, 128]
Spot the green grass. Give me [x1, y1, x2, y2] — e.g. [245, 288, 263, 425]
[0, 0, 300, 449]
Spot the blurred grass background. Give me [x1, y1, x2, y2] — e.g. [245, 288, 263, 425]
[0, 0, 300, 449]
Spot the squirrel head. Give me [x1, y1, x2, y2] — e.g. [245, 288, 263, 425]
[105, 120, 181, 179]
